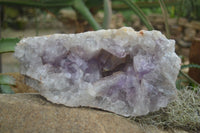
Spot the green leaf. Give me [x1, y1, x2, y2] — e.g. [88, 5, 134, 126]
[0, 38, 20, 53]
[0, 75, 16, 85]
[113, 0, 180, 10]
[73, 0, 101, 30]
[122, 0, 154, 30]
[0, 75, 16, 94]
[0, 85, 14, 94]
[181, 64, 200, 70]
[0, 0, 74, 8]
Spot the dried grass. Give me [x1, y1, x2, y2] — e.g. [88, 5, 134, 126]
[131, 87, 200, 132]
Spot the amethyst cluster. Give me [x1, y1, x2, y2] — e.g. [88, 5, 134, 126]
[14, 27, 181, 116]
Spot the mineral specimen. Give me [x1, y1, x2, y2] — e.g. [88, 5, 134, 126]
[14, 27, 181, 116]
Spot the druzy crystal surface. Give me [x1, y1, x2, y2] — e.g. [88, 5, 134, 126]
[14, 27, 181, 116]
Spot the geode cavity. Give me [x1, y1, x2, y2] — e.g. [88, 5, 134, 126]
[14, 27, 181, 116]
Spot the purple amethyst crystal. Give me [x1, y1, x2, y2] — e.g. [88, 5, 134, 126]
[14, 27, 181, 116]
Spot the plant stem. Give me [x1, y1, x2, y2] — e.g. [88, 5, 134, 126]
[103, 0, 112, 29]
[159, 0, 170, 38]
[123, 0, 154, 30]
[180, 70, 200, 86]
[35, 9, 39, 36]
[73, 0, 101, 30]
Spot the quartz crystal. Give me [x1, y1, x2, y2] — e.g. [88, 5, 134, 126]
[14, 27, 181, 116]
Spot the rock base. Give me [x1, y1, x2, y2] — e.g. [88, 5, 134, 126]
[0, 94, 142, 133]
[0, 94, 188, 133]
